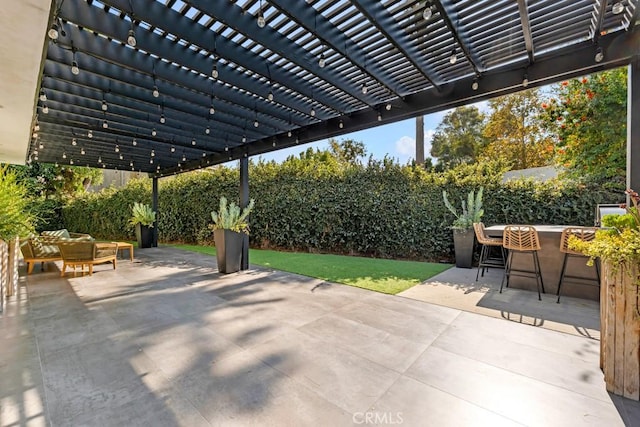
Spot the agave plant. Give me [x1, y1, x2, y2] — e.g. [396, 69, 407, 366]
[211, 196, 255, 233]
[442, 187, 484, 230]
[129, 202, 156, 227]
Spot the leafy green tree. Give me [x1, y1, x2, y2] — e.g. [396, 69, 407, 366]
[328, 138, 367, 165]
[430, 106, 487, 168]
[7, 163, 103, 198]
[540, 68, 626, 181]
[0, 166, 35, 239]
[481, 88, 554, 170]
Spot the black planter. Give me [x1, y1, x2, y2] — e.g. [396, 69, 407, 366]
[213, 229, 244, 274]
[136, 223, 154, 249]
[453, 228, 475, 268]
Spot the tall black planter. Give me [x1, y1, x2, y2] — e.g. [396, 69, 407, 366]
[213, 229, 244, 274]
[453, 228, 474, 268]
[136, 223, 154, 249]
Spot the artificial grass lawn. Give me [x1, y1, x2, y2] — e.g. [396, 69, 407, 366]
[173, 244, 452, 295]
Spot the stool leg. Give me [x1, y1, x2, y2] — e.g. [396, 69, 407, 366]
[500, 251, 513, 293]
[532, 251, 542, 301]
[595, 257, 601, 284]
[476, 244, 486, 281]
[556, 253, 569, 303]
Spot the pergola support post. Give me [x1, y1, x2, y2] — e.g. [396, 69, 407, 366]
[628, 59, 640, 195]
[415, 116, 424, 165]
[240, 156, 249, 270]
[152, 177, 159, 248]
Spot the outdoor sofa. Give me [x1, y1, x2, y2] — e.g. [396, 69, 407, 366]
[19, 229, 93, 274]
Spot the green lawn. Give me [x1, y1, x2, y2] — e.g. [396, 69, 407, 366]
[173, 244, 451, 295]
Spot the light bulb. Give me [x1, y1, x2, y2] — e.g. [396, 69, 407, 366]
[595, 47, 604, 63]
[39, 90, 47, 102]
[35, 123, 40, 131]
[210, 105, 215, 114]
[115, 145, 120, 152]
[101, 100, 108, 111]
[127, 29, 137, 47]
[386, 103, 392, 111]
[132, 138, 137, 146]
[423, 5, 433, 20]
[72, 138, 77, 146]
[472, 79, 479, 90]
[130, 161, 133, 167]
[242, 135, 247, 143]
[310, 108, 316, 117]
[272, 141, 276, 147]
[182, 154, 186, 161]
[612, 2, 624, 14]
[88, 130, 93, 138]
[254, 120, 259, 127]
[102, 120, 108, 128]
[361, 84, 368, 94]
[205, 126, 210, 134]
[71, 60, 80, 75]
[69, 159, 74, 165]
[43, 105, 49, 114]
[212, 65, 218, 79]
[160, 114, 166, 124]
[257, 13, 266, 28]
[192, 139, 196, 146]
[268, 91, 274, 102]
[150, 159, 153, 164]
[202, 152, 206, 157]
[62, 152, 67, 159]
[98, 156, 102, 163]
[377, 112, 382, 121]
[119, 153, 123, 160]
[171, 146, 175, 153]
[151, 150, 155, 157]
[287, 130, 292, 137]
[339, 120, 344, 129]
[152, 85, 159, 98]
[225, 146, 229, 152]
[151, 129, 157, 136]
[38, 143, 43, 149]
[522, 75, 529, 87]
[80, 148, 85, 155]
[319, 54, 326, 68]
[449, 51, 457, 65]
[48, 22, 59, 40]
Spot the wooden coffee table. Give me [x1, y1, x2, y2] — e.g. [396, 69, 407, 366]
[113, 242, 134, 261]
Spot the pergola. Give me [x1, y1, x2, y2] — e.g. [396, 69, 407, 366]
[2, 0, 640, 266]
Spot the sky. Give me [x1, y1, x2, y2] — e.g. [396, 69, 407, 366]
[251, 100, 489, 165]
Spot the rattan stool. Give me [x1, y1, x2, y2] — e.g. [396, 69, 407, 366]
[501, 225, 545, 300]
[556, 227, 600, 303]
[473, 222, 506, 281]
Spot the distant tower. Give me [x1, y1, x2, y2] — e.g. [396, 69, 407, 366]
[416, 116, 425, 165]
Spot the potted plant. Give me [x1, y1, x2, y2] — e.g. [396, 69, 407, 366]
[211, 196, 255, 274]
[442, 187, 484, 268]
[569, 188, 640, 400]
[129, 202, 156, 249]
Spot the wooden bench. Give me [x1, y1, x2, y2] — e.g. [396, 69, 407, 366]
[113, 242, 134, 261]
[57, 242, 118, 276]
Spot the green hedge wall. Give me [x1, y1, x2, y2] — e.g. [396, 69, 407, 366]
[62, 161, 620, 261]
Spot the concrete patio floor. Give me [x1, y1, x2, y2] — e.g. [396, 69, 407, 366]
[2, 247, 640, 426]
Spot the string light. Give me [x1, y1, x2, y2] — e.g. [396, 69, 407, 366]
[160, 114, 166, 124]
[191, 138, 196, 146]
[151, 128, 157, 136]
[42, 105, 49, 114]
[449, 48, 457, 65]
[102, 120, 108, 128]
[127, 29, 137, 47]
[152, 85, 160, 98]
[87, 130, 93, 138]
[361, 83, 368, 94]
[132, 138, 137, 146]
[39, 89, 47, 102]
[257, 0, 266, 27]
[72, 138, 77, 146]
[151, 149, 155, 157]
[115, 145, 120, 152]
[171, 146, 175, 153]
[423, 2, 433, 20]
[205, 126, 210, 135]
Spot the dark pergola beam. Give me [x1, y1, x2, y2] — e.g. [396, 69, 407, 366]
[592, 0, 609, 42]
[516, 0, 535, 64]
[349, 0, 441, 91]
[60, 2, 340, 118]
[268, 0, 412, 96]
[430, 1, 483, 73]
[69, 0, 356, 114]
[184, 0, 380, 106]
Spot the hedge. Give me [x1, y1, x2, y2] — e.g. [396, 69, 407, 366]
[61, 160, 620, 262]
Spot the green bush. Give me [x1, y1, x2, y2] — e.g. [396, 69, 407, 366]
[0, 166, 35, 240]
[61, 161, 620, 262]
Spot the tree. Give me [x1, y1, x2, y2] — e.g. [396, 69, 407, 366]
[328, 138, 367, 165]
[430, 106, 487, 169]
[8, 163, 103, 199]
[481, 88, 554, 170]
[540, 68, 626, 181]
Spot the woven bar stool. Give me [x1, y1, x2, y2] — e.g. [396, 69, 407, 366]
[473, 222, 506, 281]
[501, 225, 545, 300]
[556, 227, 600, 303]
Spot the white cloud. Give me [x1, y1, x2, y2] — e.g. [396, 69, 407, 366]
[394, 129, 436, 161]
[395, 135, 415, 155]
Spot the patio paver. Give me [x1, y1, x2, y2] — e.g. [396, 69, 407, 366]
[1, 246, 639, 426]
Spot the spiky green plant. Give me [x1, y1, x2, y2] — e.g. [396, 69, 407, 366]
[442, 187, 484, 230]
[211, 196, 255, 233]
[129, 202, 156, 227]
[0, 165, 35, 240]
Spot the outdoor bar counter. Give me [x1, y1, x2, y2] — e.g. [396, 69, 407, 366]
[484, 225, 600, 301]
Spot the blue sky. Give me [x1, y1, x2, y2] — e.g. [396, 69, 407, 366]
[253, 100, 489, 164]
